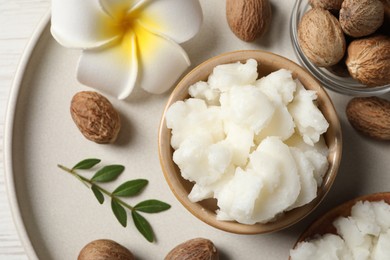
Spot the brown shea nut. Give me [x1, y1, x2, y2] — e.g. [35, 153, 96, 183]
[346, 97, 390, 140]
[309, 0, 343, 11]
[346, 35, 390, 87]
[165, 238, 219, 260]
[226, 0, 272, 42]
[71, 91, 121, 144]
[78, 239, 134, 260]
[298, 8, 346, 67]
[382, 0, 390, 20]
[340, 0, 384, 37]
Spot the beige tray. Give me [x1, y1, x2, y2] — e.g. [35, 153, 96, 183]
[4, 1, 390, 259]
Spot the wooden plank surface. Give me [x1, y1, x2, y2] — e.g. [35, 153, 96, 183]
[0, 1, 49, 259]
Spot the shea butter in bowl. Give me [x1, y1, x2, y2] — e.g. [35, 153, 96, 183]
[290, 192, 390, 259]
[290, 0, 390, 96]
[158, 50, 342, 234]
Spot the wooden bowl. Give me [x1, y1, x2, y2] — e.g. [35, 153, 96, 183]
[158, 50, 342, 234]
[292, 192, 390, 246]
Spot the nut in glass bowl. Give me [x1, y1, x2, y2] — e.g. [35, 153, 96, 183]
[158, 50, 342, 234]
[290, 0, 390, 96]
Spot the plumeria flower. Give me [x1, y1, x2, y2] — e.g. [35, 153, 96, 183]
[51, 0, 203, 99]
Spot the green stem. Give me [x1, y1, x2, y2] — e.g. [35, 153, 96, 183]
[57, 164, 134, 210]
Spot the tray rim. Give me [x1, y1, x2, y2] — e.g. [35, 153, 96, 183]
[3, 10, 52, 260]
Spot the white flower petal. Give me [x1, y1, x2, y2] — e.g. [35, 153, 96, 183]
[77, 32, 138, 99]
[136, 28, 190, 94]
[134, 0, 203, 43]
[99, 0, 139, 20]
[51, 0, 118, 49]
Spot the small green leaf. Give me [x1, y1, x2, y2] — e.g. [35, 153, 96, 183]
[91, 185, 104, 204]
[111, 199, 127, 227]
[134, 200, 171, 213]
[72, 159, 101, 170]
[113, 179, 148, 197]
[132, 210, 154, 242]
[91, 165, 124, 182]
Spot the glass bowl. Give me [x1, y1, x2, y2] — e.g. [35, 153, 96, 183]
[290, 0, 390, 96]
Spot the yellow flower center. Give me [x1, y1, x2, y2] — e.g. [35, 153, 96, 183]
[110, 9, 162, 59]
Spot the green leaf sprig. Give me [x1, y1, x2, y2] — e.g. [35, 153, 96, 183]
[57, 158, 171, 242]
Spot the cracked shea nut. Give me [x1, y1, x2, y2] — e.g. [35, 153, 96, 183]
[71, 91, 121, 144]
[298, 8, 346, 67]
[340, 0, 384, 37]
[78, 239, 134, 260]
[346, 35, 390, 87]
[226, 0, 272, 42]
[165, 238, 219, 260]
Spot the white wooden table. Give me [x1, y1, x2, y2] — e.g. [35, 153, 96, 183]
[0, 1, 49, 259]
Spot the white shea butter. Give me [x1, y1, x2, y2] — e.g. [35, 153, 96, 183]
[165, 59, 330, 224]
[290, 200, 390, 260]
